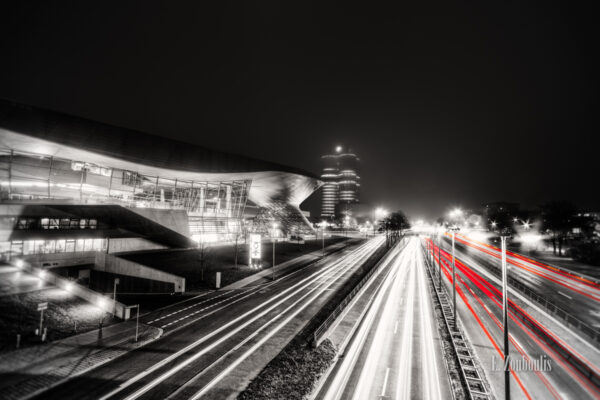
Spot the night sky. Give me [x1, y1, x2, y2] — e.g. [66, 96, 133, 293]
[0, 2, 597, 220]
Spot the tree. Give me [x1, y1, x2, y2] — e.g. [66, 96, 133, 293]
[197, 240, 213, 284]
[379, 211, 410, 247]
[541, 201, 577, 256]
[233, 223, 248, 268]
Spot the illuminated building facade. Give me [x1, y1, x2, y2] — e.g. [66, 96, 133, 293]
[320, 147, 360, 218]
[0, 101, 321, 261]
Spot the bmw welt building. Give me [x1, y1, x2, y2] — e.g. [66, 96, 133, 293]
[0, 100, 321, 265]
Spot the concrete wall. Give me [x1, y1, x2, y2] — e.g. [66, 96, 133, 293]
[23, 251, 96, 268]
[107, 238, 167, 253]
[94, 252, 185, 293]
[23, 264, 129, 319]
[129, 208, 191, 237]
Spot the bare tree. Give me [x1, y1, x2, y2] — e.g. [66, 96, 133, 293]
[197, 240, 212, 283]
[541, 201, 577, 256]
[233, 224, 247, 268]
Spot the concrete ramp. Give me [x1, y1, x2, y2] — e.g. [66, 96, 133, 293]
[94, 252, 185, 293]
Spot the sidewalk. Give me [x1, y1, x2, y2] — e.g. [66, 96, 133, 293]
[0, 321, 162, 400]
[221, 240, 353, 290]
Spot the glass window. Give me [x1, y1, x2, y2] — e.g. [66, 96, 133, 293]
[17, 219, 28, 229]
[79, 219, 88, 229]
[92, 239, 103, 251]
[76, 239, 85, 252]
[55, 240, 66, 253]
[0, 242, 10, 261]
[84, 239, 93, 251]
[34, 240, 45, 254]
[23, 241, 35, 255]
[89, 219, 97, 229]
[70, 219, 79, 229]
[65, 240, 75, 252]
[60, 219, 70, 229]
[49, 219, 60, 229]
[10, 241, 23, 257]
[44, 241, 55, 254]
[41, 218, 49, 229]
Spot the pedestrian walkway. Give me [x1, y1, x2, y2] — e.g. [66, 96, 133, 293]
[0, 321, 162, 400]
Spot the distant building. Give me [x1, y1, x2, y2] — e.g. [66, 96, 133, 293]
[320, 146, 360, 218]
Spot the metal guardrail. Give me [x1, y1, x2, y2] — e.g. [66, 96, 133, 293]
[421, 243, 492, 400]
[312, 239, 399, 347]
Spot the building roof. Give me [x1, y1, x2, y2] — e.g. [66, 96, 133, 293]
[0, 99, 317, 178]
[0, 99, 322, 209]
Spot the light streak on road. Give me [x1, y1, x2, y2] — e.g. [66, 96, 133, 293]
[321, 238, 447, 400]
[100, 236, 384, 400]
[426, 238, 600, 399]
[455, 233, 600, 301]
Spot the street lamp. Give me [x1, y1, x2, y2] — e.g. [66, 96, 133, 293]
[437, 227, 442, 288]
[320, 220, 327, 256]
[113, 277, 120, 317]
[500, 235, 511, 400]
[271, 222, 278, 281]
[449, 226, 460, 328]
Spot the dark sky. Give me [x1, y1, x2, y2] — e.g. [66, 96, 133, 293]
[0, 1, 597, 220]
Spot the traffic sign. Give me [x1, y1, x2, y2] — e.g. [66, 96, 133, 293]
[37, 302, 48, 311]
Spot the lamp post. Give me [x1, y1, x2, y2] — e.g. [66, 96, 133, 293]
[320, 220, 327, 256]
[134, 304, 140, 342]
[449, 227, 459, 327]
[113, 277, 120, 317]
[271, 222, 278, 281]
[437, 229, 442, 288]
[501, 235, 510, 400]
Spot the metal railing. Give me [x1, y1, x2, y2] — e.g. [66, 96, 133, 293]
[421, 242, 491, 400]
[429, 241, 600, 389]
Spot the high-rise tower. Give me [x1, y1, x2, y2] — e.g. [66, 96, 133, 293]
[320, 146, 360, 218]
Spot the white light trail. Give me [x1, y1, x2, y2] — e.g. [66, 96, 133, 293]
[416, 243, 443, 400]
[102, 237, 383, 400]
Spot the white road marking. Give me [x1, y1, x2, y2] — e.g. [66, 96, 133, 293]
[100, 238, 382, 400]
[381, 367, 390, 397]
[558, 291, 572, 300]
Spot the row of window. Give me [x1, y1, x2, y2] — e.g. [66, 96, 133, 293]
[0, 238, 107, 258]
[13, 218, 98, 230]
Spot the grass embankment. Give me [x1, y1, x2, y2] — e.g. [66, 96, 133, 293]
[239, 241, 390, 400]
[122, 237, 350, 291]
[0, 287, 117, 353]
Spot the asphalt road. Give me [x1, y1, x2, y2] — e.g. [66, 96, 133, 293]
[317, 237, 450, 400]
[448, 233, 600, 331]
[428, 236, 600, 399]
[34, 236, 385, 400]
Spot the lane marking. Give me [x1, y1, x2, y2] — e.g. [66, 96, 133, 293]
[558, 291, 572, 300]
[102, 238, 382, 400]
[394, 320, 398, 334]
[381, 367, 390, 397]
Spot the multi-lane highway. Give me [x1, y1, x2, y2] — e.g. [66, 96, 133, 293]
[35, 237, 385, 400]
[317, 237, 450, 400]
[451, 233, 600, 330]
[427, 234, 600, 399]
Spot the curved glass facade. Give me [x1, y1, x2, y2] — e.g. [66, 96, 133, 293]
[0, 147, 251, 241]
